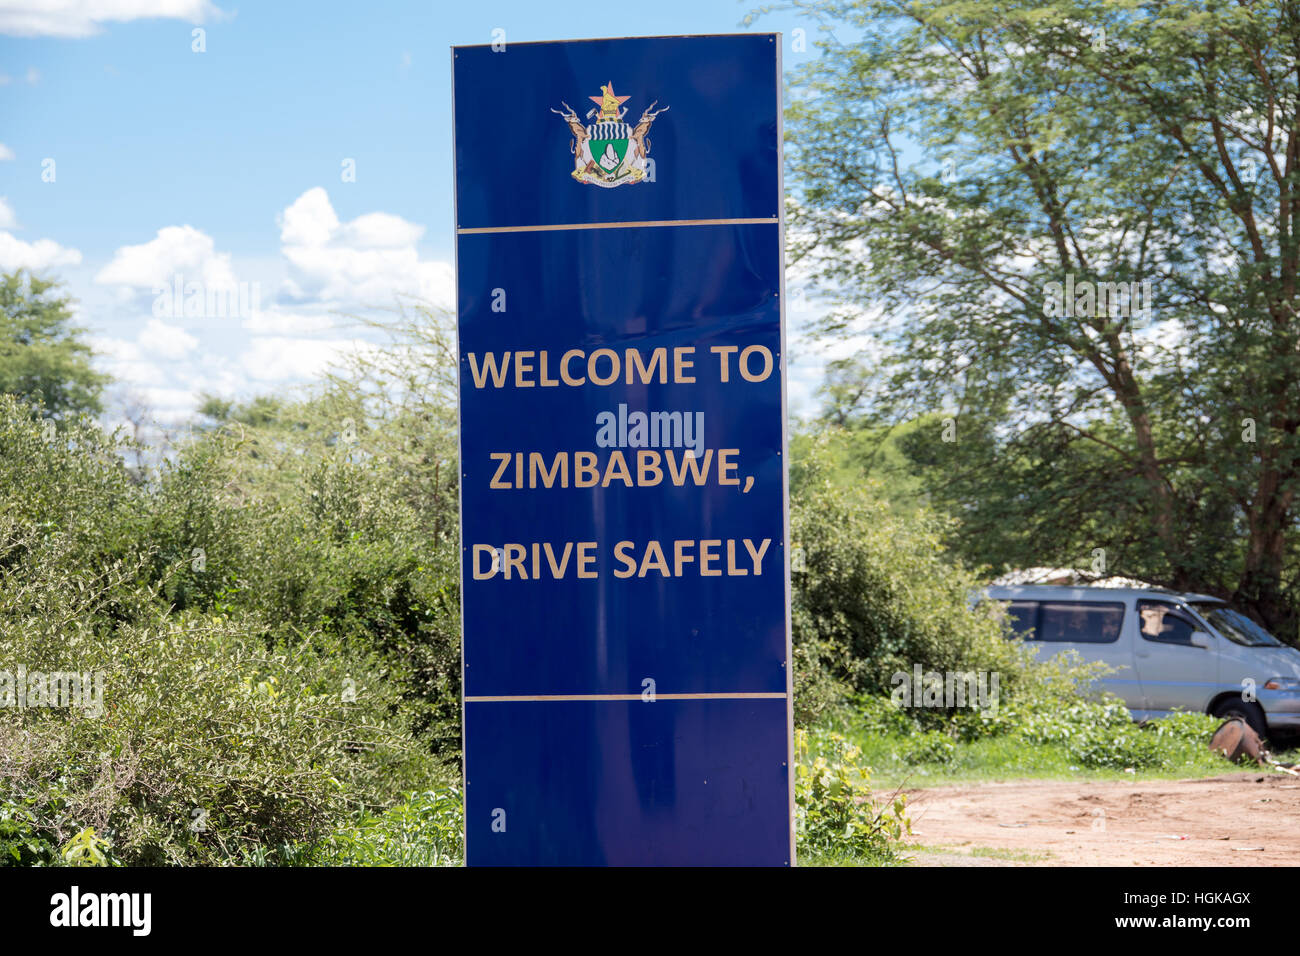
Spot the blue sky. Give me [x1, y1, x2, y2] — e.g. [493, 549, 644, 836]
[0, 1, 831, 429]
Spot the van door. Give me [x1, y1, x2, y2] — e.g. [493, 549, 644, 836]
[1132, 599, 1219, 715]
[1024, 600, 1138, 707]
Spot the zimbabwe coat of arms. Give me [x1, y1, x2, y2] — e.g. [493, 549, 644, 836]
[551, 82, 668, 188]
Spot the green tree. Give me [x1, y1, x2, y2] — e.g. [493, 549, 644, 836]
[0, 394, 433, 865]
[790, 431, 1023, 726]
[0, 271, 107, 416]
[781, 0, 1300, 638]
[181, 302, 464, 756]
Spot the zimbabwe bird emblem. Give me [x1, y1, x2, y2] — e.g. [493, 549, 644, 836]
[551, 82, 668, 188]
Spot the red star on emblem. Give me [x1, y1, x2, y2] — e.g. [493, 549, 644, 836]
[589, 82, 631, 110]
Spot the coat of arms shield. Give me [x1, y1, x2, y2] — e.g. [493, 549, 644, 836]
[552, 82, 668, 188]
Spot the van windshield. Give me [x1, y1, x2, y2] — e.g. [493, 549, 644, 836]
[1189, 603, 1283, 647]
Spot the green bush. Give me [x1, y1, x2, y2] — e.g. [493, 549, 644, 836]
[0, 607, 434, 865]
[900, 730, 957, 765]
[150, 404, 463, 759]
[60, 828, 113, 866]
[275, 788, 464, 867]
[0, 395, 438, 865]
[1014, 697, 1221, 770]
[790, 433, 1025, 726]
[0, 793, 64, 866]
[795, 729, 909, 864]
[843, 647, 1225, 778]
[852, 692, 922, 738]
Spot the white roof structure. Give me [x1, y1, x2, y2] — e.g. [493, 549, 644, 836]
[989, 566, 1157, 589]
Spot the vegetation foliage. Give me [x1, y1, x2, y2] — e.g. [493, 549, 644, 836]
[0, 233, 1246, 864]
[779, 0, 1300, 642]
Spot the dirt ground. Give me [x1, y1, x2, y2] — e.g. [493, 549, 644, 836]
[902, 773, 1300, 866]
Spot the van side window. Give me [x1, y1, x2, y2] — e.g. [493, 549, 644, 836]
[1004, 601, 1039, 640]
[1137, 601, 1198, 646]
[1036, 601, 1125, 643]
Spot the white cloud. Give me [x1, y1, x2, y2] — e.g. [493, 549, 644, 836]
[278, 187, 338, 247]
[78, 190, 454, 424]
[89, 336, 166, 386]
[0, 144, 14, 161]
[93, 318, 200, 378]
[0, 1, 222, 38]
[138, 317, 198, 359]
[240, 336, 376, 382]
[343, 211, 425, 249]
[24, 67, 38, 85]
[277, 187, 452, 309]
[241, 306, 335, 336]
[0, 232, 81, 271]
[96, 224, 238, 291]
[92, 324, 201, 408]
[114, 385, 200, 426]
[0, 198, 16, 230]
[137, 386, 198, 417]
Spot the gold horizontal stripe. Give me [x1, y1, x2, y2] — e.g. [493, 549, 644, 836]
[456, 217, 777, 236]
[464, 692, 787, 702]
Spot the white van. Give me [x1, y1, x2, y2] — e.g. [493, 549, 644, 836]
[981, 584, 1300, 737]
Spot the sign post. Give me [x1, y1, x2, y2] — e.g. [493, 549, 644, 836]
[452, 33, 792, 865]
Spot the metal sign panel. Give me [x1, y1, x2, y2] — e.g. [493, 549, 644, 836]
[452, 33, 791, 866]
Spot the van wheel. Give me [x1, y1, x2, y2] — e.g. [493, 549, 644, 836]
[1213, 699, 1268, 739]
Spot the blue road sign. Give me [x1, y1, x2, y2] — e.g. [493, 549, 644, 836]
[453, 33, 792, 866]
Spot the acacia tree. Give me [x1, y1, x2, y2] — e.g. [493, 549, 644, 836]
[783, 0, 1300, 637]
[0, 271, 106, 417]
